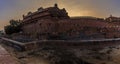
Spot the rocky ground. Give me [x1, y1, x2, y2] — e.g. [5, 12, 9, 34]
[1, 38, 120, 64]
[72, 45, 120, 64]
[1, 42, 91, 64]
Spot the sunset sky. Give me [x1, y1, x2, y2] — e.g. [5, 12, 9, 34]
[0, 0, 120, 30]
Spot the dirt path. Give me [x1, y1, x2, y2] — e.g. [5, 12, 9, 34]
[0, 45, 19, 64]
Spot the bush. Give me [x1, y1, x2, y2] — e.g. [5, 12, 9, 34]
[4, 19, 22, 35]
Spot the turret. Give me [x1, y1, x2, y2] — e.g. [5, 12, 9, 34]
[23, 15, 25, 18]
[38, 7, 43, 12]
[54, 3, 58, 8]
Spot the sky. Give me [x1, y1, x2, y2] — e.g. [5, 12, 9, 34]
[0, 0, 120, 30]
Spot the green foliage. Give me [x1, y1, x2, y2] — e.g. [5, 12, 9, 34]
[9, 19, 21, 26]
[4, 19, 22, 35]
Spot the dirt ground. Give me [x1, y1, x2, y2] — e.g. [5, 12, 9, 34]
[2, 38, 120, 64]
[0, 43, 49, 64]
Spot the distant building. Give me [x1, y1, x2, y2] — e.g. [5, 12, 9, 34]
[105, 15, 120, 25]
[106, 15, 120, 22]
[21, 4, 120, 39]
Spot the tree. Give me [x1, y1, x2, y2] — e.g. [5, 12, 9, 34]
[9, 19, 22, 26]
[4, 19, 22, 35]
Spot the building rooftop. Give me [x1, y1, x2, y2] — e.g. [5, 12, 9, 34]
[23, 4, 58, 18]
[71, 16, 104, 20]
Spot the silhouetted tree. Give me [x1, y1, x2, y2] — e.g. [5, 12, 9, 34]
[4, 19, 22, 35]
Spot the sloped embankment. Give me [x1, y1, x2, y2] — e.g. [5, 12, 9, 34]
[28, 45, 91, 64]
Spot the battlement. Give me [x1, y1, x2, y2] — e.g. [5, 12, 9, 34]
[22, 4, 69, 23]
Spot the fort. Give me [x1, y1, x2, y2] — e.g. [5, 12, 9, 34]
[1, 4, 120, 64]
[2, 4, 120, 51]
[21, 4, 120, 40]
[1, 4, 120, 52]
